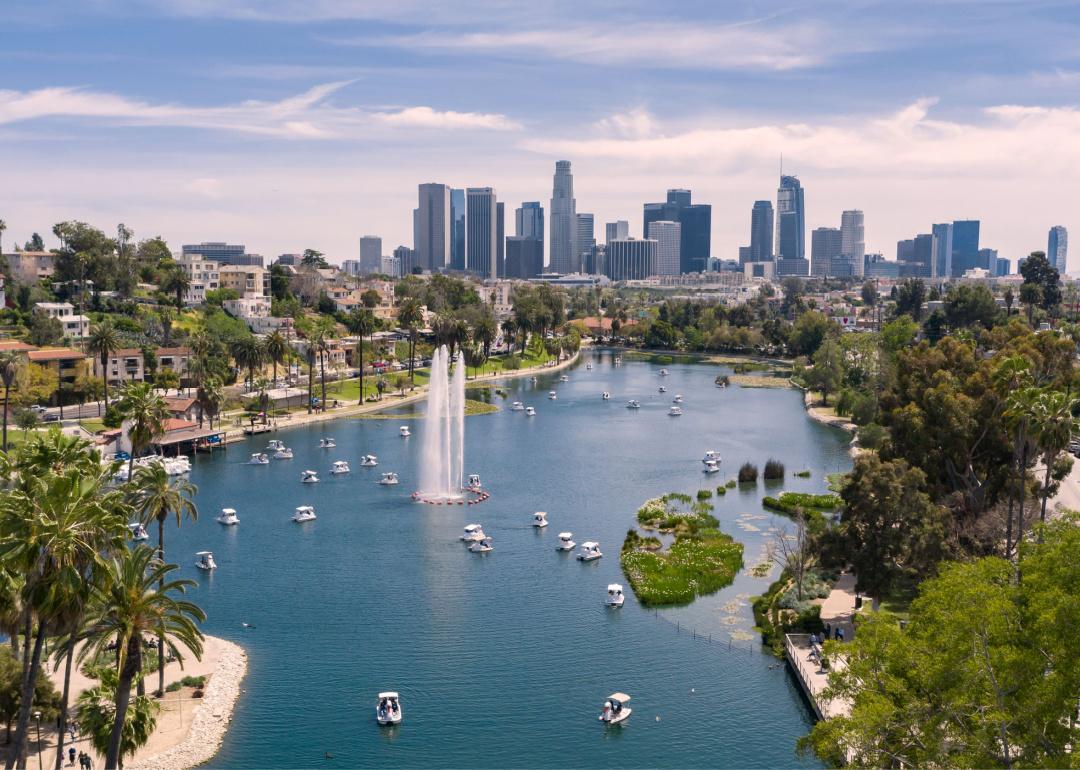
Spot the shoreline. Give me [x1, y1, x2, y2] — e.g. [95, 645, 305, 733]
[799, 388, 861, 457]
[127, 637, 248, 770]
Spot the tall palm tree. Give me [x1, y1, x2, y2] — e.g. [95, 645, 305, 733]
[160, 265, 190, 309]
[473, 313, 496, 361]
[263, 330, 288, 385]
[500, 318, 515, 354]
[1031, 390, 1078, 527]
[230, 336, 264, 391]
[130, 464, 198, 698]
[87, 321, 122, 407]
[0, 454, 127, 770]
[79, 546, 205, 770]
[345, 309, 376, 405]
[305, 344, 316, 414]
[1004, 385, 1043, 560]
[397, 298, 424, 384]
[0, 352, 24, 452]
[0, 219, 6, 255]
[116, 382, 168, 480]
[311, 325, 331, 410]
[451, 318, 471, 361]
[196, 377, 223, 429]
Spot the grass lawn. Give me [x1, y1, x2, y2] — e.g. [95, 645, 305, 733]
[78, 418, 107, 434]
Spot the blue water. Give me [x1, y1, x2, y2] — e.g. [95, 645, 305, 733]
[168, 353, 852, 768]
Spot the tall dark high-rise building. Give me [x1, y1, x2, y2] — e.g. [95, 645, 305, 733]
[496, 202, 505, 278]
[911, 234, 934, 278]
[516, 202, 544, 241]
[605, 238, 657, 281]
[576, 213, 595, 272]
[393, 245, 416, 276]
[950, 220, 980, 276]
[931, 223, 953, 279]
[811, 227, 841, 276]
[1049, 226, 1068, 274]
[996, 257, 1011, 277]
[466, 187, 497, 279]
[643, 189, 711, 274]
[450, 189, 466, 271]
[504, 237, 543, 279]
[750, 201, 773, 263]
[416, 183, 451, 271]
[549, 161, 576, 274]
[776, 175, 805, 262]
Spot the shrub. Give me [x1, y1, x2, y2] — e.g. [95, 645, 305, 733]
[165, 682, 182, 693]
[501, 355, 522, 370]
[834, 388, 856, 417]
[851, 392, 879, 426]
[858, 423, 887, 450]
[795, 470, 811, 478]
[180, 675, 206, 688]
[716, 485, 727, 496]
[738, 462, 759, 483]
[655, 355, 673, 364]
[763, 459, 785, 480]
[697, 489, 713, 500]
[726, 479, 736, 488]
[762, 492, 841, 515]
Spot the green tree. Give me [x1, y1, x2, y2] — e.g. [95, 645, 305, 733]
[397, 298, 424, 384]
[158, 263, 190, 309]
[76, 668, 157, 770]
[879, 315, 918, 358]
[87, 321, 122, 407]
[944, 283, 1001, 330]
[789, 310, 835, 357]
[345, 309, 376, 405]
[229, 335, 264, 390]
[894, 277, 927, 321]
[1019, 250, 1061, 313]
[300, 249, 329, 268]
[360, 289, 380, 308]
[0, 646, 60, 747]
[129, 464, 198, 698]
[1029, 389, 1076, 527]
[196, 377, 223, 430]
[805, 338, 843, 406]
[0, 352, 24, 452]
[79, 546, 204, 770]
[263, 330, 289, 386]
[26, 314, 63, 347]
[837, 455, 950, 600]
[115, 382, 168, 480]
[1019, 282, 1042, 325]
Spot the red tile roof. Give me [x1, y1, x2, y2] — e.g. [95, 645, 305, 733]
[27, 348, 87, 362]
[162, 418, 198, 433]
[0, 340, 36, 352]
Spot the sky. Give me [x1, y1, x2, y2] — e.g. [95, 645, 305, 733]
[2, 0, 1080, 270]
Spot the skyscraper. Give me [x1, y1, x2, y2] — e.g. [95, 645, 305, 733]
[605, 238, 657, 281]
[643, 190, 711, 273]
[359, 235, 382, 275]
[504, 237, 544, 279]
[496, 202, 505, 278]
[549, 161, 576, 274]
[1049, 226, 1068, 274]
[648, 221, 681, 276]
[776, 176, 805, 262]
[840, 210, 865, 277]
[911, 234, 934, 278]
[811, 227, 841, 276]
[576, 213, 595, 273]
[516, 202, 544, 241]
[450, 189, 466, 271]
[605, 221, 629, 242]
[182, 242, 263, 267]
[416, 183, 451, 271]
[931, 223, 953, 279]
[996, 257, 1011, 277]
[393, 245, 416, 276]
[750, 201, 773, 263]
[466, 187, 497, 279]
[950, 220, 980, 276]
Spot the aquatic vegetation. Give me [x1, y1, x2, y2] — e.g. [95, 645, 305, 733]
[738, 462, 759, 483]
[763, 459, 785, 480]
[794, 470, 811, 478]
[697, 489, 713, 500]
[762, 492, 841, 517]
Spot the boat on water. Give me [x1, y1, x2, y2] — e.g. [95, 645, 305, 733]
[331, 460, 350, 475]
[376, 693, 402, 725]
[549, 391, 557, 400]
[467, 474, 482, 489]
[556, 532, 576, 551]
[703, 459, 720, 474]
[532, 511, 548, 528]
[525, 406, 536, 416]
[461, 524, 486, 542]
[577, 541, 602, 561]
[599, 693, 632, 724]
[659, 368, 669, 376]
[626, 400, 641, 409]
[614, 356, 621, 366]
[399, 425, 411, 437]
[673, 394, 683, 403]
[559, 374, 569, 382]
[510, 401, 525, 411]
[379, 472, 399, 485]
[129, 522, 149, 541]
[702, 450, 721, 464]
[217, 508, 240, 526]
[359, 454, 378, 467]
[195, 551, 217, 570]
[319, 437, 336, 448]
[669, 406, 683, 416]
[602, 392, 610, 400]
[267, 439, 285, 452]
[606, 584, 625, 607]
[301, 470, 320, 484]
[586, 363, 593, 370]
[531, 376, 539, 384]
[249, 452, 270, 465]
[292, 505, 317, 523]
[469, 536, 494, 553]
[659, 385, 667, 393]
[274, 447, 294, 459]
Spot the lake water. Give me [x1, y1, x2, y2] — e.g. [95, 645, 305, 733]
[168, 352, 852, 768]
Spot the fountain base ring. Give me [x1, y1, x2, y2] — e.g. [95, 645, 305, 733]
[411, 487, 490, 505]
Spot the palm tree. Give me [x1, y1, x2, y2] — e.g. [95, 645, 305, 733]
[230, 336, 264, 391]
[345, 309, 376, 405]
[311, 326, 331, 410]
[76, 667, 158, 769]
[451, 318, 471, 361]
[196, 377, 223, 429]
[473, 313, 497, 361]
[79, 546, 205, 770]
[115, 382, 168, 481]
[397, 298, 424, 384]
[160, 265, 190, 309]
[0, 351, 24, 452]
[0, 451, 127, 770]
[87, 321, 122, 407]
[263, 330, 288, 386]
[0, 219, 6, 255]
[1004, 385, 1042, 560]
[1031, 390, 1078, 527]
[500, 319, 515, 354]
[130, 464, 198, 698]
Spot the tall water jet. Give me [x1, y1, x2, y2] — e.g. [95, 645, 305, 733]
[416, 345, 467, 501]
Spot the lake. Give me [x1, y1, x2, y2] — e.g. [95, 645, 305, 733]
[167, 351, 852, 768]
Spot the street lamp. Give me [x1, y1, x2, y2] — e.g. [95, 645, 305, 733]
[32, 711, 41, 770]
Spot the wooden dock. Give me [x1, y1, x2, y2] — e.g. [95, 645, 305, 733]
[784, 633, 850, 720]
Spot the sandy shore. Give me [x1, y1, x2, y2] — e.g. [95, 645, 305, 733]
[800, 390, 862, 457]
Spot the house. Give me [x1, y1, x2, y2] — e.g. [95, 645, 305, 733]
[163, 396, 198, 421]
[33, 302, 90, 339]
[3, 252, 55, 285]
[26, 348, 90, 405]
[93, 346, 192, 386]
[176, 253, 220, 305]
[218, 264, 269, 298]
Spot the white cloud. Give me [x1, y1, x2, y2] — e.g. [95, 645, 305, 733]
[595, 108, 658, 140]
[0, 83, 519, 138]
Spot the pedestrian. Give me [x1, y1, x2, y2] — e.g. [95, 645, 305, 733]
[77, 752, 86, 770]
[838, 627, 845, 642]
[68, 746, 76, 766]
[824, 622, 831, 639]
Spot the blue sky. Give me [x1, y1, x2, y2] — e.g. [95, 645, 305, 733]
[2, 0, 1079, 268]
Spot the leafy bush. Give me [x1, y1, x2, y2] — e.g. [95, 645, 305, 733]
[501, 355, 522, 370]
[777, 572, 833, 613]
[851, 392, 879, 426]
[763, 459, 785, 480]
[738, 462, 759, 483]
[795, 470, 811, 478]
[716, 485, 727, 495]
[180, 675, 206, 688]
[762, 492, 841, 516]
[697, 489, 713, 500]
[103, 403, 123, 429]
[857, 422, 887, 450]
[834, 387, 856, 417]
[165, 682, 182, 693]
[636, 493, 717, 533]
[726, 480, 736, 488]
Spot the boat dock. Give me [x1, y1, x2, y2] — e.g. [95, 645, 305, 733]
[783, 634, 850, 720]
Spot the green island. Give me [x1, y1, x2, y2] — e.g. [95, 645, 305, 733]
[619, 493, 744, 607]
[762, 492, 841, 520]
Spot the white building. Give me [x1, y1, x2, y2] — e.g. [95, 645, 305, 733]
[648, 220, 682, 277]
[176, 253, 220, 305]
[840, 210, 866, 278]
[33, 302, 90, 339]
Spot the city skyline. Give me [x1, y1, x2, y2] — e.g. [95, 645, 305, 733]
[1, 1, 1077, 268]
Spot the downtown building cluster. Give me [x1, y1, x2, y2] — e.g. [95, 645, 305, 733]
[347, 161, 1069, 283]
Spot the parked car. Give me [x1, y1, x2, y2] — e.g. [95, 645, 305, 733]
[43, 413, 60, 423]
[28, 405, 47, 413]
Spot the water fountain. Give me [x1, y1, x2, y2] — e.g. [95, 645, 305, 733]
[413, 345, 486, 504]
